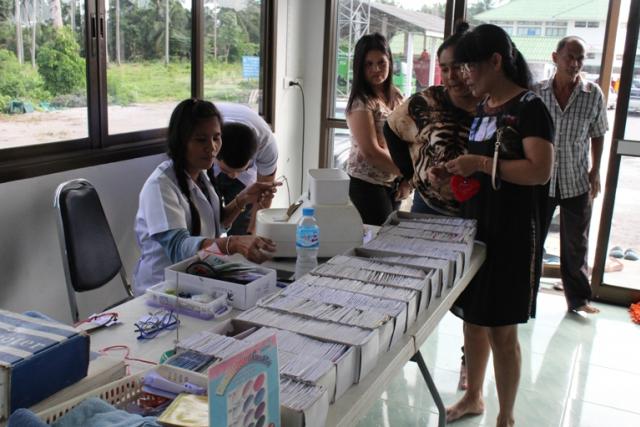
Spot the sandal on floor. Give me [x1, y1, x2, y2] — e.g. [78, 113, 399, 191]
[624, 248, 639, 261]
[605, 257, 624, 272]
[609, 246, 624, 258]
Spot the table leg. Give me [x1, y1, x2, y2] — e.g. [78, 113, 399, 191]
[410, 351, 446, 427]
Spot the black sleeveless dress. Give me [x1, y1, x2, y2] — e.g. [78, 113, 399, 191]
[451, 91, 554, 326]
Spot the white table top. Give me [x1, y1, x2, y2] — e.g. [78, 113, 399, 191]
[88, 242, 486, 426]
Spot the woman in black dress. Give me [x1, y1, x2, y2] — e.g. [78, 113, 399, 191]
[444, 25, 554, 427]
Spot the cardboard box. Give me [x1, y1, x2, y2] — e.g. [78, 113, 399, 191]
[204, 319, 356, 404]
[233, 312, 378, 385]
[165, 257, 277, 310]
[0, 310, 90, 420]
[348, 247, 452, 295]
[281, 387, 329, 427]
[257, 293, 400, 354]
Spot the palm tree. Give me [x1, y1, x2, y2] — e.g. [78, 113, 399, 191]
[165, 0, 170, 65]
[115, 0, 121, 64]
[50, 0, 62, 29]
[30, 0, 36, 67]
[15, 0, 23, 63]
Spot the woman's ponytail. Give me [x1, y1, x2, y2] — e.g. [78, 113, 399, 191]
[505, 46, 532, 89]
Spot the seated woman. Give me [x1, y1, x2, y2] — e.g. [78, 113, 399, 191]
[345, 33, 409, 225]
[133, 99, 278, 296]
[385, 22, 481, 216]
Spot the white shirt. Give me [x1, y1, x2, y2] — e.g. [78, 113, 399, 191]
[134, 159, 221, 295]
[213, 102, 278, 186]
[534, 76, 608, 199]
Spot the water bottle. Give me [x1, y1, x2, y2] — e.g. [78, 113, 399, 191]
[295, 207, 320, 279]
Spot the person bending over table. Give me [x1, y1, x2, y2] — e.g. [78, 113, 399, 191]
[384, 22, 481, 217]
[133, 99, 280, 296]
[213, 102, 279, 235]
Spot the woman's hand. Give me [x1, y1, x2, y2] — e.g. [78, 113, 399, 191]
[427, 165, 451, 186]
[445, 155, 482, 178]
[230, 235, 276, 263]
[238, 181, 282, 207]
[395, 179, 412, 201]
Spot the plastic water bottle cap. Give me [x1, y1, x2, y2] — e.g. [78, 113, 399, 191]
[302, 207, 315, 216]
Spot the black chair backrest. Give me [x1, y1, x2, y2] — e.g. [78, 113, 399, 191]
[58, 181, 122, 292]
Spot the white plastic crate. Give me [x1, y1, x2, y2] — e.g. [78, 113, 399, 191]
[145, 280, 229, 319]
[35, 364, 326, 427]
[35, 365, 205, 424]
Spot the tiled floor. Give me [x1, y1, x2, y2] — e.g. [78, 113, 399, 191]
[355, 291, 640, 427]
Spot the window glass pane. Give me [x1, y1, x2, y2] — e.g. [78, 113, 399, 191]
[106, 0, 192, 135]
[331, 127, 351, 169]
[602, 157, 640, 291]
[203, 0, 263, 113]
[0, 0, 88, 148]
[331, 0, 445, 119]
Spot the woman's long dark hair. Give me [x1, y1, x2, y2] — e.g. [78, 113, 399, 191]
[454, 24, 532, 89]
[437, 21, 470, 59]
[167, 99, 222, 236]
[346, 33, 396, 113]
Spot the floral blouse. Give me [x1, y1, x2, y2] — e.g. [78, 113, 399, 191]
[345, 91, 403, 187]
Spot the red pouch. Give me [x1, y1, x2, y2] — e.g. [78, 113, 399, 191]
[450, 175, 480, 202]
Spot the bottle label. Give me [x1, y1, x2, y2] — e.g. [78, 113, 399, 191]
[296, 227, 319, 248]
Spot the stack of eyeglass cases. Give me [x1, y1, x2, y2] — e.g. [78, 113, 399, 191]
[163, 212, 477, 427]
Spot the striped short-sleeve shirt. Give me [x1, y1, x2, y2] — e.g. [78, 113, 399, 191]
[534, 76, 608, 199]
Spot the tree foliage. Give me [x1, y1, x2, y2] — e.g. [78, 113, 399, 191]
[36, 26, 85, 95]
[0, 47, 49, 108]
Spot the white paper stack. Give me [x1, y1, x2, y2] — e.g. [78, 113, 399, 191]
[237, 307, 373, 345]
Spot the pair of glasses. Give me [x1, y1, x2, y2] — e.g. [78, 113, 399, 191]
[460, 63, 477, 74]
[134, 310, 179, 340]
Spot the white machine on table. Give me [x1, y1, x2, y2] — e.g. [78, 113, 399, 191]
[256, 169, 364, 258]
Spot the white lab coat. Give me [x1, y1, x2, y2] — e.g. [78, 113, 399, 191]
[134, 159, 221, 296]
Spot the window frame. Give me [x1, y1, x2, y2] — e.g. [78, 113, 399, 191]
[0, 0, 277, 184]
[318, 0, 461, 168]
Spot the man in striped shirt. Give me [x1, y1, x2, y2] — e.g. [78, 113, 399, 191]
[534, 36, 608, 314]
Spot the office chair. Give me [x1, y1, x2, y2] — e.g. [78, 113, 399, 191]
[54, 179, 134, 322]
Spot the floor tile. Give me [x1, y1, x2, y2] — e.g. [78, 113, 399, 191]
[561, 400, 640, 427]
[567, 362, 640, 414]
[357, 292, 640, 427]
[354, 399, 483, 427]
[574, 319, 640, 375]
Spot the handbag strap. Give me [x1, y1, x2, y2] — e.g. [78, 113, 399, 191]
[492, 128, 502, 190]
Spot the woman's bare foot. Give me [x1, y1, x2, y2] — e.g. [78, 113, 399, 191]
[446, 393, 484, 422]
[572, 304, 600, 314]
[458, 362, 468, 390]
[496, 413, 515, 427]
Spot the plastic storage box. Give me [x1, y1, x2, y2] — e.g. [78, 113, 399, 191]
[308, 169, 350, 205]
[145, 281, 229, 320]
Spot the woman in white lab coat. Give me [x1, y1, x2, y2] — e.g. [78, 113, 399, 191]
[134, 99, 277, 295]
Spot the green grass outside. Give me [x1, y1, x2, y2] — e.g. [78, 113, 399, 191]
[106, 60, 258, 105]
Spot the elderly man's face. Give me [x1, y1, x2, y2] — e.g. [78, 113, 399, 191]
[553, 40, 586, 81]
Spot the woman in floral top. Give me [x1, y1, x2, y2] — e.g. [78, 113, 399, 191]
[345, 33, 407, 225]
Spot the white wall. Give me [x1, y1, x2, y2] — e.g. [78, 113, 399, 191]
[0, 155, 164, 323]
[0, 1, 327, 323]
[272, 0, 326, 206]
